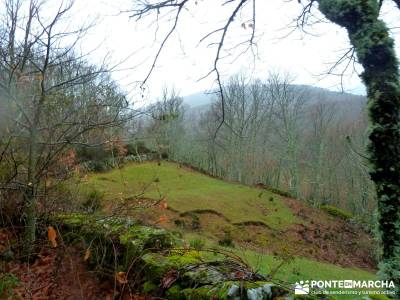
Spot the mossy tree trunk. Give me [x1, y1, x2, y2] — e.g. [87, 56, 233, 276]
[317, 0, 400, 291]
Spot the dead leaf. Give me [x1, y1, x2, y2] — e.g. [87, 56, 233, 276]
[47, 226, 57, 248]
[84, 248, 91, 261]
[159, 200, 168, 210]
[155, 215, 168, 224]
[116, 272, 128, 284]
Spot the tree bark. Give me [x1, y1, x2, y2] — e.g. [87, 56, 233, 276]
[317, 0, 400, 291]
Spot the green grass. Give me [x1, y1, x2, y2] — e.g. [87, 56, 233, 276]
[82, 161, 298, 229]
[243, 250, 378, 300]
[243, 250, 376, 282]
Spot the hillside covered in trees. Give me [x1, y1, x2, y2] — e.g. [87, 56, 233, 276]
[132, 79, 374, 225]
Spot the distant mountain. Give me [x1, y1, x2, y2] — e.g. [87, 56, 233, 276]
[182, 85, 366, 109]
[183, 91, 216, 108]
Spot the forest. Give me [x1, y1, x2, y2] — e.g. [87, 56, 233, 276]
[0, 0, 399, 300]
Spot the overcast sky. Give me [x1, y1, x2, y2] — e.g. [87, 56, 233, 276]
[72, 0, 400, 103]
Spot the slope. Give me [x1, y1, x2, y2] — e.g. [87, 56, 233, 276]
[76, 161, 378, 298]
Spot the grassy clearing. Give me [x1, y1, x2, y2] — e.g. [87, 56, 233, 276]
[82, 161, 298, 229]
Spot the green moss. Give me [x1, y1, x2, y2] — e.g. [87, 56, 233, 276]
[320, 205, 353, 220]
[142, 281, 158, 294]
[166, 284, 184, 300]
[120, 225, 176, 263]
[181, 268, 225, 286]
[57, 213, 183, 279]
[57, 212, 92, 227]
[141, 251, 203, 281]
[57, 213, 131, 236]
[141, 253, 175, 280]
[57, 213, 177, 251]
[167, 251, 203, 267]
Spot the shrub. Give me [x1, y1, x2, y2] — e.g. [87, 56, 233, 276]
[75, 145, 109, 163]
[264, 186, 294, 198]
[218, 230, 234, 248]
[125, 141, 152, 155]
[191, 214, 201, 230]
[82, 189, 104, 212]
[189, 238, 205, 251]
[76, 144, 125, 168]
[174, 219, 186, 228]
[320, 205, 353, 220]
[84, 160, 111, 173]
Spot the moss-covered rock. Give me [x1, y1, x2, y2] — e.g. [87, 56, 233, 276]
[179, 281, 288, 300]
[139, 249, 290, 299]
[120, 225, 177, 267]
[141, 253, 177, 280]
[57, 213, 177, 248]
[57, 213, 134, 237]
[56, 213, 296, 300]
[56, 213, 180, 273]
[182, 267, 225, 286]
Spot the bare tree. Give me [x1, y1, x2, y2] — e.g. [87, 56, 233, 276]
[147, 87, 185, 160]
[0, 0, 136, 258]
[307, 98, 337, 205]
[269, 73, 307, 197]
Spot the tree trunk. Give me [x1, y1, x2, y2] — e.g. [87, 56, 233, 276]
[23, 119, 39, 261]
[22, 88, 44, 260]
[318, 0, 400, 291]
